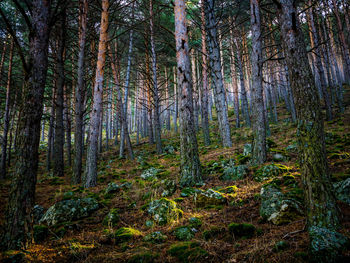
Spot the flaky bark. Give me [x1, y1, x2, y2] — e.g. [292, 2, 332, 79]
[84, 0, 109, 188]
[174, 0, 202, 187]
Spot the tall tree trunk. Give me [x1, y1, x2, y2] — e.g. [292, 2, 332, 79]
[275, 1, 347, 261]
[46, 85, 56, 171]
[250, 0, 267, 164]
[0, 37, 14, 178]
[204, 0, 232, 147]
[3, 0, 51, 249]
[150, 0, 162, 154]
[73, 0, 88, 184]
[84, 0, 109, 188]
[200, 2, 210, 145]
[53, 11, 66, 178]
[174, 0, 202, 187]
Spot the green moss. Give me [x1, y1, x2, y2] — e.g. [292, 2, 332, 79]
[143, 231, 167, 244]
[188, 217, 202, 228]
[127, 251, 159, 263]
[272, 241, 289, 252]
[228, 223, 256, 239]
[202, 227, 223, 241]
[168, 241, 208, 263]
[114, 227, 143, 243]
[102, 208, 119, 227]
[173, 226, 194, 241]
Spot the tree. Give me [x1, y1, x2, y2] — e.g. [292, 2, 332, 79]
[273, 0, 348, 261]
[174, 0, 202, 187]
[250, 0, 267, 164]
[84, 0, 109, 188]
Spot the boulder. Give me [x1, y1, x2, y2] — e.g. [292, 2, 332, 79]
[243, 143, 252, 156]
[259, 185, 302, 225]
[173, 226, 195, 241]
[221, 165, 248, 181]
[196, 189, 227, 208]
[40, 198, 99, 226]
[254, 164, 286, 182]
[144, 231, 167, 244]
[114, 227, 143, 243]
[334, 178, 350, 205]
[141, 167, 159, 181]
[168, 241, 208, 263]
[147, 198, 183, 225]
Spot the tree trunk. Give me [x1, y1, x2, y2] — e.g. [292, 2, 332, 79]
[3, 0, 51, 249]
[73, 0, 88, 184]
[250, 0, 267, 165]
[84, 0, 109, 188]
[204, 0, 232, 147]
[174, 0, 202, 187]
[275, 1, 346, 261]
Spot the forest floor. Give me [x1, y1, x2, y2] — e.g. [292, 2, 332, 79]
[1, 87, 350, 263]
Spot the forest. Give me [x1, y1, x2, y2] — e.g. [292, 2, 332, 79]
[0, 0, 349, 262]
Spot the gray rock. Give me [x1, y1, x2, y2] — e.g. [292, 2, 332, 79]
[144, 231, 168, 243]
[147, 198, 183, 225]
[273, 153, 285, 162]
[221, 165, 248, 181]
[254, 164, 286, 182]
[164, 145, 176, 154]
[105, 182, 120, 194]
[173, 226, 195, 241]
[141, 167, 159, 181]
[243, 143, 252, 156]
[40, 198, 99, 226]
[161, 179, 177, 197]
[334, 178, 350, 205]
[259, 185, 302, 225]
[196, 189, 227, 207]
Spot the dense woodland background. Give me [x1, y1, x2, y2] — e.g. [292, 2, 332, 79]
[0, 0, 350, 262]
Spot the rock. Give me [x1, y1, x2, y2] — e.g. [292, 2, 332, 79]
[221, 165, 248, 181]
[144, 231, 167, 244]
[273, 153, 285, 162]
[202, 227, 223, 240]
[259, 185, 303, 225]
[127, 250, 159, 263]
[309, 226, 349, 262]
[188, 217, 202, 228]
[40, 198, 99, 226]
[174, 226, 195, 241]
[164, 145, 176, 154]
[103, 208, 119, 227]
[141, 167, 159, 181]
[243, 143, 252, 156]
[32, 205, 45, 224]
[181, 187, 201, 197]
[161, 179, 177, 197]
[167, 241, 208, 263]
[63, 191, 75, 200]
[254, 164, 286, 182]
[218, 185, 238, 194]
[114, 227, 143, 243]
[105, 182, 120, 194]
[147, 198, 183, 225]
[228, 223, 256, 239]
[145, 220, 154, 228]
[33, 225, 48, 243]
[334, 178, 350, 205]
[196, 189, 227, 208]
[286, 143, 298, 152]
[120, 182, 133, 189]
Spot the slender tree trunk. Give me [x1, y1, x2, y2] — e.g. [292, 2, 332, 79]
[0, 38, 14, 178]
[250, 0, 267, 164]
[53, 12, 66, 178]
[3, 0, 51, 249]
[200, 3, 211, 145]
[73, 0, 88, 184]
[46, 85, 55, 172]
[84, 0, 109, 188]
[275, 1, 347, 261]
[173, 66, 178, 133]
[174, 0, 202, 187]
[204, 0, 232, 147]
[150, 0, 162, 154]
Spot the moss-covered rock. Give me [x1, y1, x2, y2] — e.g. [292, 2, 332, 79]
[40, 198, 99, 226]
[114, 227, 143, 243]
[147, 198, 183, 225]
[160, 179, 177, 197]
[102, 208, 119, 227]
[221, 165, 248, 181]
[334, 178, 350, 205]
[164, 145, 176, 154]
[143, 231, 167, 244]
[180, 187, 201, 197]
[228, 223, 256, 239]
[173, 226, 195, 241]
[141, 167, 159, 181]
[196, 189, 227, 208]
[309, 226, 349, 263]
[168, 241, 208, 263]
[105, 182, 120, 194]
[127, 251, 159, 263]
[259, 185, 303, 225]
[202, 227, 224, 240]
[254, 164, 287, 182]
[33, 225, 48, 243]
[188, 217, 202, 229]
